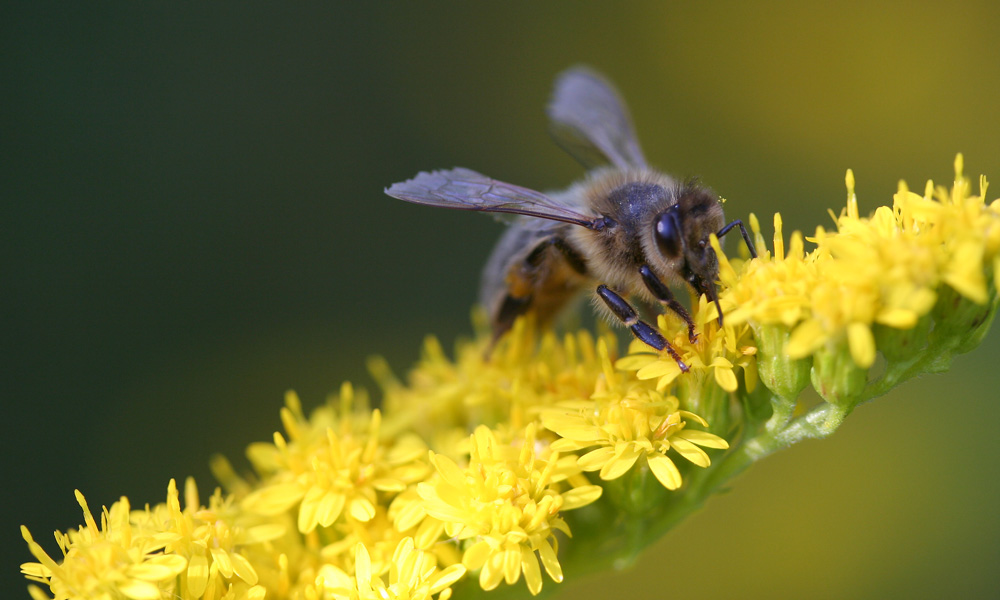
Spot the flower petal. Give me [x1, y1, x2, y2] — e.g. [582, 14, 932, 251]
[503, 545, 520, 585]
[521, 546, 542, 596]
[231, 552, 258, 585]
[676, 430, 729, 449]
[538, 539, 563, 583]
[647, 454, 682, 490]
[636, 360, 680, 380]
[560, 485, 603, 510]
[462, 540, 491, 571]
[714, 366, 739, 392]
[430, 564, 467, 594]
[186, 552, 209, 597]
[118, 578, 160, 600]
[847, 322, 876, 368]
[577, 447, 615, 472]
[670, 438, 711, 467]
[599, 444, 642, 480]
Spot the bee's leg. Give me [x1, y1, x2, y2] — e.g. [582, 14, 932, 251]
[638, 265, 698, 344]
[490, 293, 532, 348]
[490, 236, 587, 350]
[596, 284, 689, 372]
[548, 237, 589, 274]
[717, 220, 757, 259]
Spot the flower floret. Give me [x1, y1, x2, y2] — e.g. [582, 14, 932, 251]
[417, 424, 600, 595]
[241, 388, 430, 535]
[545, 339, 730, 491]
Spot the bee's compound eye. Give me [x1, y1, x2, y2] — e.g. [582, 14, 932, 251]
[654, 212, 682, 259]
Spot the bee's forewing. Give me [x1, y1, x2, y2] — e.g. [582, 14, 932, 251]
[385, 167, 596, 227]
[548, 66, 647, 170]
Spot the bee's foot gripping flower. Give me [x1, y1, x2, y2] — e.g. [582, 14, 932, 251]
[21, 158, 997, 599]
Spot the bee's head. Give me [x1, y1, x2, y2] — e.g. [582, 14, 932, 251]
[650, 185, 726, 317]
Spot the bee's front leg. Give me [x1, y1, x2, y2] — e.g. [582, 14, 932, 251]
[596, 285, 689, 372]
[638, 265, 697, 344]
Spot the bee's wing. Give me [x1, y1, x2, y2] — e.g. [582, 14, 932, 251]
[385, 167, 598, 228]
[547, 66, 648, 170]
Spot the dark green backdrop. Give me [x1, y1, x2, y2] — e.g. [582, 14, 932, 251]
[4, 2, 999, 598]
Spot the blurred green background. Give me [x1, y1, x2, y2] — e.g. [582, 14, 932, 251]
[4, 2, 999, 598]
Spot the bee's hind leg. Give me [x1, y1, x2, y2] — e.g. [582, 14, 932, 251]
[489, 293, 532, 351]
[596, 285, 689, 372]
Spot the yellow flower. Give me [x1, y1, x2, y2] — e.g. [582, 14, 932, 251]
[615, 293, 757, 395]
[241, 387, 431, 535]
[544, 340, 729, 491]
[719, 213, 816, 330]
[21, 491, 188, 600]
[315, 538, 466, 600]
[417, 424, 601, 596]
[130, 478, 283, 600]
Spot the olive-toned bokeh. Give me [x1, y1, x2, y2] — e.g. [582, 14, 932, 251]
[4, 3, 999, 598]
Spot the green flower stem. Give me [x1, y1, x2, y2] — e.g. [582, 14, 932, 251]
[765, 394, 797, 434]
[697, 403, 849, 494]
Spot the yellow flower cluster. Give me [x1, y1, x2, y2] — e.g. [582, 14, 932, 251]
[21, 320, 729, 599]
[241, 385, 431, 536]
[720, 156, 1000, 371]
[418, 424, 602, 595]
[22, 158, 998, 599]
[21, 480, 277, 600]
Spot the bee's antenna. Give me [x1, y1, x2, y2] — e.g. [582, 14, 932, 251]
[717, 219, 757, 259]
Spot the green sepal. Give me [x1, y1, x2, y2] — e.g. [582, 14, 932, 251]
[753, 323, 812, 401]
[932, 283, 998, 355]
[873, 313, 932, 363]
[810, 340, 867, 408]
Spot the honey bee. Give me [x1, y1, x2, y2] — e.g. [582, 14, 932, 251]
[386, 66, 755, 371]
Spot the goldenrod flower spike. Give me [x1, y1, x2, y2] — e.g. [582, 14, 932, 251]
[21, 158, 998, 599]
